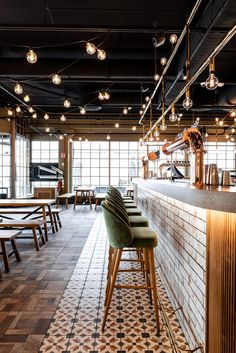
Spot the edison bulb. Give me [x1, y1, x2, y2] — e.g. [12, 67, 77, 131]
[139, 137, 143, 143]
[205, 132, 208, 137]
[115, 122, 119, 128]
[59, 135, 64, 140]
[24, 94, 30, 102]
[64, 99, 71, 108]
[45, 127, 50, 133]
[98, 92, 104, 100]
[139, 109, 143, 115]
[230, 111, 236, 117]
[160, 57, 167, 66]
[60, 114, 66, 122]
[231, 128, 235, 133]
[170, 34, 178, 44]
[28, 106, 34, 113]
[183, 96, 193, 110]
[14, 83, 23, 95]
[97, 49, 106, 60]
[169, 112, 178, 122]
[123, 108, 128, 115]
[160, 122, 167, 131]
[145, 96, 150, 102]
[27, 49, 37, 64]
[7, 108, 13, 116]
[219, 120, 224, 126]
[142, 104, 146, 109]
[84, 138, 88, 142]
[225, 134, 229, 139]
[148, 133, 154, 142]
[132, 126, 137, 131]
[154, 128, 159, 137]
[205, 73, 219, 90]
[79, 137, 82, 141]
[32, 113, 37, 119]
[80, 107, 86, 115]
[104, 92, 110, 100]
[44, 113, 49, 120]
[52, 73, 61, 85]
[86, 42, 96, 55]
[106, 134, 111, 140]
[154, 73, 160, 81]
[16, 106, 21, 113]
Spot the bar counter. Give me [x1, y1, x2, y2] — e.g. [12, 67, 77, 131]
[133, 179, 236, 353]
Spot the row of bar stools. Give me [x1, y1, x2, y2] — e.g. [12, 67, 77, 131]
[0, 230, 22, 272]
[101, 187, 160, 333]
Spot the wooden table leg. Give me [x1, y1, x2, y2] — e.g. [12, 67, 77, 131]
[42, 206, 49, 241]
[56, 197, 59, 208]
[73, 191, 77, 210]
[95, 198, 98, 211]
[66, 198, 68, 209]
[48, 205, 55, 233]
[1, 240, 10, 272]
[11, 239, 21, 261]
[32, 228, 40, 251]
[89, 191, 92, 210]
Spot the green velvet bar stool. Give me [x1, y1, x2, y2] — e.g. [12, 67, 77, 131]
[108, 187, 135, 204]
[107, 190, 137, 209]
[106, 193, 142, 216]
[101, 200, 160, 333]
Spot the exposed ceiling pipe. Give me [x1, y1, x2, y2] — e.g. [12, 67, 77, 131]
[142, 25, 236, 141]
[139, 0, 203, 125]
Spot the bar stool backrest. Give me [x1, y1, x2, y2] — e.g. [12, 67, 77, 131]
[101, 200, 133, 249]
[107, 190, 125, 207]
[105, 196, 130, 226]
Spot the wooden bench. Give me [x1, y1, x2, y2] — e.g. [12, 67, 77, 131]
[95, 193, 107, 210]
[56, 193, 74, 209]
[51, 208, 62, 232]
[0, 230, 21, 272]
[0, 219, 46, 251]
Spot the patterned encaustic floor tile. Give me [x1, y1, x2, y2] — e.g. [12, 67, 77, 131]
[38, 212, 190, 353]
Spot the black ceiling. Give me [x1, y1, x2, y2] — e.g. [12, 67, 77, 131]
[0, 0, 235, 133]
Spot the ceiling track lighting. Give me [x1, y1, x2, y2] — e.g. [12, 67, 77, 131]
[14, 82, 23, 95]
[64, 98, 71, 108]
[26, 48, 37, 64]
[52, 73, 61, 85]
[201, 57, 224, 90]
[23, 94, 30, 102]
[169, 104, 178, 122]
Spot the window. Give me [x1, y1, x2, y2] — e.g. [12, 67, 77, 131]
[0, 133, 11, 197]
[15, 135, 30, 197]
[31, 140, 59, 188]
[204, 142, 236, 170]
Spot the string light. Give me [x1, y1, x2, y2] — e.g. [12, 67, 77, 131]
[32, 112, 37, 119]
[16, 106, 21, 113]
[142, 104, 146, 109]
[52, 73, 61, 85]
[44, 113, 49, 120]
[84, 138, 88, 142]
[154, 73, 160, 81]
[219, 120, 224, 126]
[98, 91, 110, 100]
[97, 48, 106, 60]
[139, 109, 143, 115]
[80, 107, 86, 115]
[60, 114, 66, 122]
[59, 135, 64, 140]
[115, 122, 119, 128]
[7, 108, 13, 116]
[132, 126, 137, 131]
[160, 57, 167, 66]
[86, 42, 96, 55]
[106, 134, 111, 140]
[230, 111, 236, 117]
[145, 96, 150, 102]
[64, 99, 71, 108]
[24, 94, 30, 102]
[225, 134, 229, 139]
[170, 34, 178, 44]
[231, 127, 235, 133]
[26, 49, 37, 64]
[45, 127, 50, 133]
[123, 107, 128, 115]
[14, 82, 23, 94]
[28, 106, 34, 113]
[104, 92, 110, 100]
[205, 132, 209, 137]
[79, 137, 82, 141]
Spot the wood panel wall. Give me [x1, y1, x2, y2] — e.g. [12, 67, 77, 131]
[206, 210, 236, 353]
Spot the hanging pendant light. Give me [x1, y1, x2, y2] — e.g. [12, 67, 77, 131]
[26, 49, 37, 64]
[183, 25, 193, 111]
[201, 57, 224, 90]
[183, 88, 193, 110]
[169, 104, 178, 122]
[14, 82, 23, 94]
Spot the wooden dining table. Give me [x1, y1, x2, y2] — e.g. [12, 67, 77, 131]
[0, 199, 56, 239]
[73, 187, 95, 210]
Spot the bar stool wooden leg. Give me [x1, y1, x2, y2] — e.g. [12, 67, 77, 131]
[102, 248, 122, 331]
[11, 239, 21, 262]
[1, 240, 10, 272]
[147, 248, 160, 332]
[56, 213, 62, 228]
[143, 248, 152, 305]
[73, 191, 77, 210]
